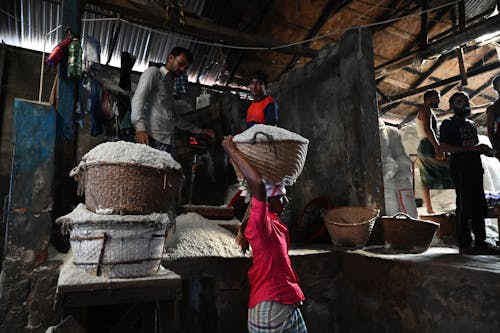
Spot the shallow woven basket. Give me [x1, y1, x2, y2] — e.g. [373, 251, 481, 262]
[322, 207, 379, 247]
[382, 213, 439, 253]
[234, 131, 308, 183]
[82, 162, 183, 215]
[69, 220, 169, 278]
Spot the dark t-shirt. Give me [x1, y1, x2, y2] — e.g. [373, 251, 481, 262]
[440, 116, 480, 161]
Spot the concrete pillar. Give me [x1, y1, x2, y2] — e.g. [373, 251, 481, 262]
[270, 28, 384, 219]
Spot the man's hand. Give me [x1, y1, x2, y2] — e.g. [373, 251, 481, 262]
[200, 128, 215, 138]
[221, 135, 236, 152]
[434, 145, 445, 160]
[135, 131, 150, 145]
[474, 143, 492, 155]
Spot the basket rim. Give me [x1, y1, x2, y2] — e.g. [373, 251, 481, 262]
[84, 161, 183, 173]
[324, 217, 377, 227]
[234, 139, 308, 144]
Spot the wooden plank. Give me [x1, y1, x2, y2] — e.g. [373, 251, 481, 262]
[182, 204, 235, 220]
[379, 60, 500, 106]
[6, 100, 56, 250]
[384, 77, 412, 89]
[375, 13, 500, 79]
[0, 44, 6, 104]
[87, 0, 317, 58]
[456, 47, 468, 86]
[420, 0, 428, 48]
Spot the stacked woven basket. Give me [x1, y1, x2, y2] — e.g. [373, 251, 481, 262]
[57, 141, 183, 278]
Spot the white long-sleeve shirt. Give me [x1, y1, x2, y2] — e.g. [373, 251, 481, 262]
[131, 66, 200, 145]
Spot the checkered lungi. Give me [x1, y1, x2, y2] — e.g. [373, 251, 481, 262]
[248, 301, 308, 333]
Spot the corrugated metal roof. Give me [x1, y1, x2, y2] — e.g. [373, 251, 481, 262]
[465, 0, 497, 19]
[0, 0, 230, 86]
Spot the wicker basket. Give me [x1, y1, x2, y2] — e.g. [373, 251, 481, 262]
[419, 213, 455, 237]
[78, 162, 183, 215]
[233, 131, 308, 184]
[58, 204, 173, 278]
[382, 213, 439, 253]
[322, 207, 379, 247]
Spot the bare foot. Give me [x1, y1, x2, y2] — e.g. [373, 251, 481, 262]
[426, 208, 436, 215]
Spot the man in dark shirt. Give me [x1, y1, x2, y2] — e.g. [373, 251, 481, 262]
[439, 92, 497, 254]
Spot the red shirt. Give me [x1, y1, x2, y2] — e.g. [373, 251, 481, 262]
[245, 197, 305, 308]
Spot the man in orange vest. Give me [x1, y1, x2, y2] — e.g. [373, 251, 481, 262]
[246, 71, 279, 129]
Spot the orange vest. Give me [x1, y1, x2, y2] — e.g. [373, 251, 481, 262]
[246, 96, 274, 124]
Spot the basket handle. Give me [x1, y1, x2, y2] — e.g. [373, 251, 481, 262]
[250, 131, 275, 144]
[250, 131, 278, 158]
[391, 212, 415, 221]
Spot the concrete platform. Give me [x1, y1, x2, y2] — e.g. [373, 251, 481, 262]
[163, 245, 500, 333]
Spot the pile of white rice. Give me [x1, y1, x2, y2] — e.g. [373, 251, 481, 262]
[164, 213, 246, 260]
[79, 141, 181, 170]
[233, 124, 308, 143]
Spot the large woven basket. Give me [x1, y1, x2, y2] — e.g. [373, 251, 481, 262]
[58, 204, 173, 278]
[322, 207, 379, 247]
[234, 131, 308, 184]
[382, 213, 439, 253]
[79, 162, 183, 215]
[419, 213, 455, 237]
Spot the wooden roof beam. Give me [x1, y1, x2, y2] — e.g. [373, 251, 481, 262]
[375, 13, 500, 79]
[86, 0, 317, 58]
[279, 0, 352, 76]
[379, 60, 500, 106]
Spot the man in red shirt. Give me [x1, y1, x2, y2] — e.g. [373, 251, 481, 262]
[222, 136, 307, 333]
[246, 71, 279, 129]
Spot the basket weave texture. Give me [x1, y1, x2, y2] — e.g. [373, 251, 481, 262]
[69, 218, 169, 278]
[234, 132, 308, 184]
[322, 207, 379, 247]
[82, 162, 183, 215]
[382, 213, 439, 253]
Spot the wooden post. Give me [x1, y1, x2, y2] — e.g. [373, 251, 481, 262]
[420, 0, 428, 48]
[456, 47, 468, 86]
[53, 0, 83, 251]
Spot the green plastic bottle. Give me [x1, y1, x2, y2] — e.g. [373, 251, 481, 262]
[67, 37, 82, 79]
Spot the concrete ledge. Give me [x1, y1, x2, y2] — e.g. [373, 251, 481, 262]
[163, 245, 500, 333]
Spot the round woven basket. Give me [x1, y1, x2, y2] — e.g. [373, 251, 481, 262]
[322, 207, 379, 247]
[234, 132, 308, 184]
[82, 162, 183, 215]
[382, 213, 439, 253]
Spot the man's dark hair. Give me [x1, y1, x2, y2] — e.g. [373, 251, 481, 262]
[250, 70, 268, 86]
[449, 91, 469, 106]
[170, 46, 193, 64]
[423, 89, 439, 101]
[492, 74, 500, 88]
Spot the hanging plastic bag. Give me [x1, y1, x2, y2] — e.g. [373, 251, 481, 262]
[45, 35, 72, 67]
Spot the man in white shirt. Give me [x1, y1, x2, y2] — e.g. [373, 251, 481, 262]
[131, 47, 214, 155]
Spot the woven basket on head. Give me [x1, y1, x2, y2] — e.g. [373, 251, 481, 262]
[77, 162, 183, 215]
[322, 207, 379, 247]
[382, 213, 439, 253]
[233, 131, 308, 184]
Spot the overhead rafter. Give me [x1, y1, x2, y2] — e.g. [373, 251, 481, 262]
[375, 13, 500, 79]
[86, 0, 317, 58]
[279, 0, 352, 76]
[379, 60, 500, 106]
[223, 0, 275, 86]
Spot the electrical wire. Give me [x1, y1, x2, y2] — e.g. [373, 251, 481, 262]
[0, 0, 463, 52]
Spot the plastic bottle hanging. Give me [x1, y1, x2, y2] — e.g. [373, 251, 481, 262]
[68, 37, 83, 79]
